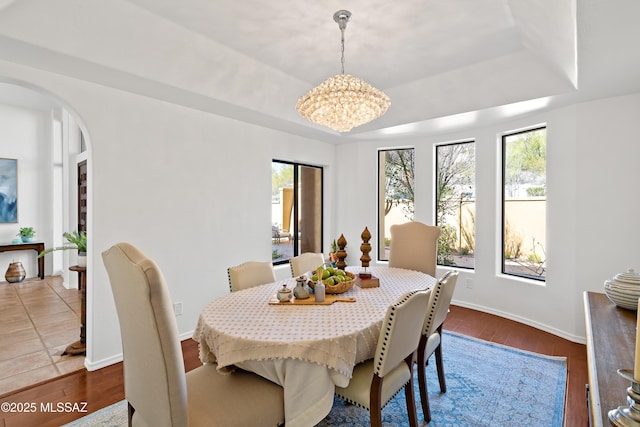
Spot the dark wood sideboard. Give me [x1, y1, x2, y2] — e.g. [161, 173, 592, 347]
[584, 291, 637, 426]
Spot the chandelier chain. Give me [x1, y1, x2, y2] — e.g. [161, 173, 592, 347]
[340, 26, 345, 75]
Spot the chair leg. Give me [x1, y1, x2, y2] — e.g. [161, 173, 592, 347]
[417, 336, 431, 423]
[127, 402, 135, 427]
[435, 342, 446, 392]
[435, 327, 446, 393]
[370, 374, 384, 427]
[404, 356, 419, 427]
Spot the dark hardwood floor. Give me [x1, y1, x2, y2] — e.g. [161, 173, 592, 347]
[0, 305, 588, 427]
[445, 306, 588, 427]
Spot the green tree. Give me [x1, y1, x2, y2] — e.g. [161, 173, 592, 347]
[504, 129, 546, 197]
[272, 162, 293, 198]
[384, 149, 414, 219]
[436, 143, 475, 225]
[435, 143, 475, 263]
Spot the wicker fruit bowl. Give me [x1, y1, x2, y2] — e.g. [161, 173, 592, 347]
[309, 271, 356, 294]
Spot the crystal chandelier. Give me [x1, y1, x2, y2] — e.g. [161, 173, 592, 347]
[296, 10, 391, 133]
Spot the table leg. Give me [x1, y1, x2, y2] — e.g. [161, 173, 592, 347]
[37, 254, 44, 279]
[63, 267, 86, 356]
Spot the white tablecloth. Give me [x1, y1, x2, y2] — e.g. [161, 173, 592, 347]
[192, 266, 435, 427]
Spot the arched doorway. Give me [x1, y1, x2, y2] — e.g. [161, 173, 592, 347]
[0, 81, 93, 393]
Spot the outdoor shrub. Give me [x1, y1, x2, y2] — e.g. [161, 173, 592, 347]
[527, 252, 542, 263]
[460, 209, 475, 252]
[526, 186, 546, 197]
[438, 224, 457, 266]
[504, 220, 522, 259]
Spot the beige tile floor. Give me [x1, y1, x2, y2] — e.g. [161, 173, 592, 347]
[0, 275, 85, 396]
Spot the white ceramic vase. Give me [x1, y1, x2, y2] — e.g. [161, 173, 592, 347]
[77, 252, 87, 268]
[604, 268, 640, 310]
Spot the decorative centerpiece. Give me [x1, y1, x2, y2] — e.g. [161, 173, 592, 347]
[336, 234, 348, 270]
[356, 226, 380, 288]
[309, 265, 356, 294]
[604, 268, 640, 310]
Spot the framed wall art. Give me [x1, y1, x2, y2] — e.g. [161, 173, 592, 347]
[0, 158, 17, 223]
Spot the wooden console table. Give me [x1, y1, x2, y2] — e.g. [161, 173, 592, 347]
[584, 291, 636, 426]
[0, 242, 45, 279]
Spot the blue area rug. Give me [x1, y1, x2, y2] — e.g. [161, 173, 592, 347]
[319, 331, 567, 426]
[64, 331, 567, 426]
[63, 400, 127, 426]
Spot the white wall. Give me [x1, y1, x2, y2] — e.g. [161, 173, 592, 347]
[337, 93, 640, 343]
[0, 60, 336, 369]
[576, 94, 640, 311]
[3, 54, 640, 369]
[0, 103, 52, 278]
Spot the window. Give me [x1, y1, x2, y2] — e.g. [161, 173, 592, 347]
[502, 127, 546, 280]
[272, 160, 323, 264]
[378, 148, 415, 261]
[435, 141, 475, 269]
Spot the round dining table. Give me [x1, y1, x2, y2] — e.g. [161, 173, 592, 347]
[192, 266, 436, 427]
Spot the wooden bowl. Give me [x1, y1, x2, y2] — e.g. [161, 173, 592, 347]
[309, 271, 356, 294]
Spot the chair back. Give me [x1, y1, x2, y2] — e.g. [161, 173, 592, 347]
[102, 243, 188, 427]
[290, 252, 324, 277]
[374, 289, 431, 377]
[388, 221, 441, 276]
[423, 271, 459, 336]
[227, 261, 276, 292]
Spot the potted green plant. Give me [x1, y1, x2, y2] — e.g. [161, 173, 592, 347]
[38, 231, 87, 267]
[328, 239, 338, 267]
[18, 227, 36, 243]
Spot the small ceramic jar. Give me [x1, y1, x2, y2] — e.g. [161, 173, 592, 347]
[604, 268, 640, 310]
[276, 284, 293, 302]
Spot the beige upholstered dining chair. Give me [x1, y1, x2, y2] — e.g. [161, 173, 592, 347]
[388, 221, 441, 276]
[102, 243, 285, 427]
[417, 270, 459, 423]
[335, 289, 431, 427]
[227, 260, 276, 292]
[289, 252, 324, 277]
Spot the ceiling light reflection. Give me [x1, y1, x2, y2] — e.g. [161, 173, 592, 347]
[433, 111, 478, 130]
[378, 122, 420, 136]
[498, 97, 550, 117]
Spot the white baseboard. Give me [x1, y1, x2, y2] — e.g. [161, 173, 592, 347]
[85, 352, 123, 371]
[85, 330, 196, 372]
[451, 299, 586, 344]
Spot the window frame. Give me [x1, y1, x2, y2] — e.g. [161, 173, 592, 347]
[377, 147, 415, 262]
[434, 140, 476, 270]
[500, 125, 547, 282]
